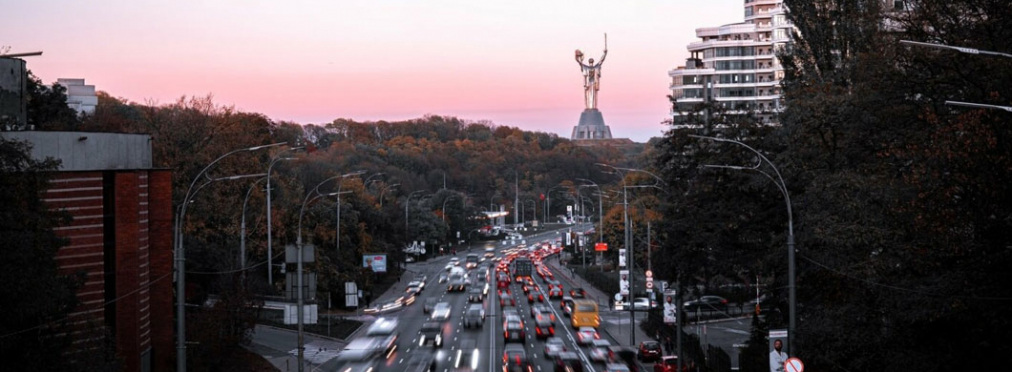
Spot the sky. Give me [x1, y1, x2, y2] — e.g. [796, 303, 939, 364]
[4, 0, 743, 142]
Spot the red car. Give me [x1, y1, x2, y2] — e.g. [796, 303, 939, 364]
[638, 341, 662, 362]
[654, 356, 680, 372]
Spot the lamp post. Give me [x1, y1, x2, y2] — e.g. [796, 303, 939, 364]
[688, 134, 796, 354]
[266, 147, 302, 285]
[240, 176, 268, 270]
[405, 190, 426, 235]
[335, 170, 367, 256]
[546, 185, 567, 224]
[596, 163, 667, 347]
[176, 142, 284, 372]
[576, 179, 604, 244]
[899, 40, 1012, 112]
[379, 183, 400, 208]
[295, 187, 351, 372]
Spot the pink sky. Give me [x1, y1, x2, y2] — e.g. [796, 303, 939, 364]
[5, 0, 742, 142]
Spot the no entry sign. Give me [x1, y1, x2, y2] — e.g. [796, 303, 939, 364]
[785, 357, 804, 372]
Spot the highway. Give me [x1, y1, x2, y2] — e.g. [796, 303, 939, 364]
[329, 224, 645, 372]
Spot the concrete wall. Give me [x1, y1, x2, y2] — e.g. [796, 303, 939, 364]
[0, 131, 152, 170]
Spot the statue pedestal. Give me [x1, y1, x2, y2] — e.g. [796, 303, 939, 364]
[571, 109, 613, 140]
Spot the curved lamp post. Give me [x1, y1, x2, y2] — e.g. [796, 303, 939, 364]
[688, 134, 796, 354]
[379, 183, 399, 208]
[265, 147, 302, 285]
[176, 141, 284, 372]
[334, 170, 367, 255]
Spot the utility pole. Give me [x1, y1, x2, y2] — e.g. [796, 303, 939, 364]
[624, 184, 634, 346]
[514, 171, 519, 228]
[647, 221, 651, 271]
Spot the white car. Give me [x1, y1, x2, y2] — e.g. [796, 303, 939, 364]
[449, 257, 460, 266]
[633, 297, 651, 310]
[577, 327, 599, 345]
[431, 302, 451, 321]
[588, 339, 612, 363]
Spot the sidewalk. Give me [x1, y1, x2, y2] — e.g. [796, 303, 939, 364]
[544, 258, 656, 347]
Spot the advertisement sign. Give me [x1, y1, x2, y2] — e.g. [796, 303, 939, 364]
[619, 270, 630, 295]
[362, 254, 387, 273]
[663, 289, 677, 324]
[594, 242, 608, 252]
[619, 248, 627, 267]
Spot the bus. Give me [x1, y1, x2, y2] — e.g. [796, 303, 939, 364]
[570, 299, 600, 329]
[465, 253, 480, 269]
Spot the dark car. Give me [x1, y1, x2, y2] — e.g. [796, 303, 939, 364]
[503, 344, 532, 372]
[548, 286, 564, 299]
[463, 304, 485, 328]
[419, 321, 444, 348]
[609, 346, 642, 372]
[533, 316, 555, 339]
[553, 351, 585, 372]
[499, 292, 516, 307]
[527, 288, 544, 303]
[468, 287, 484, 302]
[503, 318, 525, 342]
[447, 339, 480, 371]
[404, 353, 436, 372]
[638, 341, 662, 362]
[570, 288, 586, 298]
[683, 295, 728, 312]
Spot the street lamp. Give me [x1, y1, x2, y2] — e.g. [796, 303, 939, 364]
[546, 184, 567, 224]
[688, 134, 796, 354]
[266, 147, 302, 285]
[900, 40, 1012, 112]
[176, 141, 285, 372]
[405, 190, 427, 236]
[240, 176, 268, 270]
[379, 183, 400, 208]
[576, 179, 604, 244]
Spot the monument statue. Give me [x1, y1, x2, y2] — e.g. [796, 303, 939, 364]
[574, 35, 607, 109]
[571, 34, 614, 140]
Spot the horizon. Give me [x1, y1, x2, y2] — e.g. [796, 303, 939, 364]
[5, 0, 743, 142]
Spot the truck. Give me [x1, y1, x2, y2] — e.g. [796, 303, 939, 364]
[513, 257, 533, 282]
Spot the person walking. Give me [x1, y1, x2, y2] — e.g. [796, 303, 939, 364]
[769, 340, 788, 372]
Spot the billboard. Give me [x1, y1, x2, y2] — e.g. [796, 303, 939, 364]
[594, 242, 608, 252]
[362, 254, 387, 273]
[619, 270, 630, 295]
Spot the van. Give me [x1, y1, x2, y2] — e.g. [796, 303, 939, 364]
[570, 299, 600, 329]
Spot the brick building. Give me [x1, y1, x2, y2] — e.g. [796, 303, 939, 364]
[2, 131, 173, 372]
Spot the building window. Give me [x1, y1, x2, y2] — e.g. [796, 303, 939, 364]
[745, 7, 753, 17]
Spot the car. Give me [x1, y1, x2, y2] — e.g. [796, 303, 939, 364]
[576, 327, 599, 345]
[499, 292, 516, 307]
[607, 347, 639, 372]
[408, 280, 425, 291]
[503, 344, 532, 372]
[638, 341, 662, 362]
[431, 302, 451, 321]
[424, 298, 438, 314]
[338, 335, 397, 363]
[570, 288, 586, 298]
[553, 351, 585, 372]
[653, 356, 681, 372]
[448, 338, 480, 371]
[503, 309, 520, 321]
[449, 257, 461, 266]
[463, 304, 485, 328]
[533, 316, 555, 339]
[527, 289, 544, 303]
[468, 287, 484, 302]
[419, 321, 444, 348]
[404, 353, 436, 372]
[447, 272, 468, 292]
[366, 317, 399, 337]
[407, 285, 422, 297]
[589, 339, 613, 363]
[633, 298, 651, 311]
[445, 263, 455, 271]
[561, 296, 575, 317]
[602, 363, 632, 372]
[544, 337, 566, 358]
[548, 286, 564, 299]
[438, 272, 449, 283]
[682, 295, 729, 312]
[503, 318, 525, 342]
[530, 304, 555, 322]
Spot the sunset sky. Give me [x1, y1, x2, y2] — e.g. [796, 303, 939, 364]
[5, 0, 743, 142]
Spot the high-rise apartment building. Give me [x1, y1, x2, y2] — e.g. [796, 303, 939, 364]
[668, 0, 792, 125]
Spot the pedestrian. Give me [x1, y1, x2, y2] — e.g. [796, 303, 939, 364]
[769, 339, 787, 372]
[665, 335, 673, 354]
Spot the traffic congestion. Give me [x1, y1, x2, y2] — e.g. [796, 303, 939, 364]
[332, 227, 656, 372]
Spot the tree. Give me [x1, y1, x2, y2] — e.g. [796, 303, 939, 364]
[25, 71, 80, 130]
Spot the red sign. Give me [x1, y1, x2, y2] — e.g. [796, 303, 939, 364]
[594, 243, 608, 252]
[785, 358, 804, 372]
[540, 193, 545, 201]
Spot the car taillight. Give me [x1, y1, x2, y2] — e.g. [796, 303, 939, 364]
[549, 327, 555, 335]
[504, 330, 509, 338]
[536, 327, 542, 335]
[722, 299, 728, 304]
[594, 333, 600, 339]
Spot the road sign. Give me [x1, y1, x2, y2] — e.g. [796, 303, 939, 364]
[345, 282, 358, 307]
[618, 249, 626, 267]
[594, 242, 608, 252]
[645, 270, 653, 278]
[619, 270, 630, 295]
[646, 277, 654, 289]
[285, 244, 315, 263]
[663, 289, 677, 324]
[785, 358, 804, 372]
[614, 293, 623, 301]
[658, 280, 668, 292]
[566, 230, 572, 246]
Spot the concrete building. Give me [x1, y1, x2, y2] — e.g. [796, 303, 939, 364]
[668, 0, 792, 125]
[0, 131, 173, 372]
[56, 78, 98, 116]
[0, 57, 28, 127]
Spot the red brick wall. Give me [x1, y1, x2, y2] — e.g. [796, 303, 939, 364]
[147, 170, 174, 372]
[47, 170, 173, 372]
